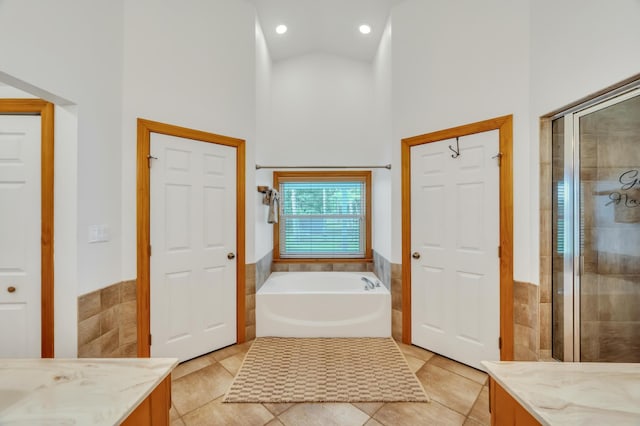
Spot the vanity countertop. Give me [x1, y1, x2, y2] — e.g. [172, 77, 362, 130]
[0, 357, 177, 425]
[482, 361, 640, 425]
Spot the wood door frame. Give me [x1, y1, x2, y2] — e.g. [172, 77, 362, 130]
[0, 99, 55, 358]
[401, 115, 514, 360]
[136, 118, 246, 357]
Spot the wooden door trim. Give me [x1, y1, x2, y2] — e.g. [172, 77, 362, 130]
[0, 99, 55, 358]
[401, 115, 514, 360]
[136, 118, 246, 357]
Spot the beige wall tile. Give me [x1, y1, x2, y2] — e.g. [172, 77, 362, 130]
[332, 263, 368, 272]
[246, 294, 255, 310]
[121, 342, 138, 357]
[391, 263, 402, 278]
[245, 275, 256, 295]
[246, 325, 256, 341]
[539, 302, 551, 351]
[78, 337, 102, 358]
[78, 291, 101, 321]
[120, 321, 137, 346]
[118, 300, 137, 325]
[514, 281, 529, 306]
[246, 309, 255, 326]
[100, 306, 118, 333]
[272, 263, 289, 272]
[101, 328, 119, 355]
[392, 309, 402, 342]
[78, 315, 100, 347]
[101, 284, 120, 310]
[121, 280, 137, 302]
[245, 264, 256, 281]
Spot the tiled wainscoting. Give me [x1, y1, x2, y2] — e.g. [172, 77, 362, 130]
[78, 280, 137, 357]
[390, 263, 402, 342]
[513, 281, 540, 360]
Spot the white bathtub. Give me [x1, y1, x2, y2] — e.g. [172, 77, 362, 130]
[256, 272, 391, 338]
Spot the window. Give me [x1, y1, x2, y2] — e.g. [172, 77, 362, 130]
[273, 171, 372, 260]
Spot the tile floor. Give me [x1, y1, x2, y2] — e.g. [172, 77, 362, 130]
[170, 340, 490, 426]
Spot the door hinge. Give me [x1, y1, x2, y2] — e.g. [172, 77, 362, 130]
[498, 337, 502, 349]
[149, 245, 152, 256]
[492, 152, 502, 167]
[147, 154, 158, 168]
[149, 334, 152, 346]
[498, 245, 501, 258]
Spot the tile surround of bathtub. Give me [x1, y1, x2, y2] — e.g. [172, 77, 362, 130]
[255, 250, 273, 292]
[78, 280, 137, 358]
[373, 250, 391, 289]
[271, 261, 373, 273]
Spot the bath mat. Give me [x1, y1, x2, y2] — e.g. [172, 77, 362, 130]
[223, 337, 429, 403]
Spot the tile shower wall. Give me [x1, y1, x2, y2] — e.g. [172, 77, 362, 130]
[78, 280, 137, 357]
[541, 118, 554, 361]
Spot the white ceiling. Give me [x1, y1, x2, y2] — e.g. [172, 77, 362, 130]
[250, 0, 403, 63]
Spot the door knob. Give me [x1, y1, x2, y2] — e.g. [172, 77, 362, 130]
[7, 286, 16, 293]
[412, 252, 421, 259]
[227, 253, 236, 260]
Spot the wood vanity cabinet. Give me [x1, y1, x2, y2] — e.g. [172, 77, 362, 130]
[489, 377, 541, 426]
[121, 375, 171, 426]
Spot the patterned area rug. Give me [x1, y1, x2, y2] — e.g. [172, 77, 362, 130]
[223, 337, 429, 403]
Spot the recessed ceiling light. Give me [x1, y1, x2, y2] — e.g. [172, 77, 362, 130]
[276, 24, 287, 35]
[359, 24, 371, 35]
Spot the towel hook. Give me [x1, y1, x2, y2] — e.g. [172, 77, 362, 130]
[449, 137, 461, 158]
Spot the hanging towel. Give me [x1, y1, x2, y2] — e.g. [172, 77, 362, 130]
[263, 189, 280, 224]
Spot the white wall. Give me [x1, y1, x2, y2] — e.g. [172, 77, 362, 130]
[264, 53, 380, 165]
[528, 0, 640, 284]
[371, 19, 393, 260]
[0, 1, 124, 296]
[390, 0, 531, 282]
[0, 0, 123, 355]
[120, 0, 259, 270]
[254, 18, 275, 261]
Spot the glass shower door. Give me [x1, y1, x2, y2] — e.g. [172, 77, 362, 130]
[576, 92, 640, 362]
[552, 87, 640, 362]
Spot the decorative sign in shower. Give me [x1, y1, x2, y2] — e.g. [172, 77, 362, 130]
[607, 169, 640, 208]
[606, 169, 640, 223]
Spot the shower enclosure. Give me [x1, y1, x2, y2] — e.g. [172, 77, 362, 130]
[552, 85, 640, 362]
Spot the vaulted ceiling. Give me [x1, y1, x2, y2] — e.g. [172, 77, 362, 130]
[249, 0, 403, 62]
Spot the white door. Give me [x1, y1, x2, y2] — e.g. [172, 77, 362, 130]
[411, 130, 500, 370]
[0, 115, 41, 358]
[150, 133, 237, 362]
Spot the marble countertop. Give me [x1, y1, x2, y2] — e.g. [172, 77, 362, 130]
[482, 361, 640, 426]
[0, 357, 178, 425]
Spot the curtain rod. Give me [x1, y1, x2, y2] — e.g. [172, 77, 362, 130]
[256, 164, 391, 170]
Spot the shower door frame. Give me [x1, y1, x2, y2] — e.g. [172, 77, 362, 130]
[552, 84, 640, 362]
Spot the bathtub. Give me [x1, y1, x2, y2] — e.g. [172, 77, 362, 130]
[256, 271, 391, 338]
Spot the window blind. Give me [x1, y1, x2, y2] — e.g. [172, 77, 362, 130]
[279, 181, 365, 258]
